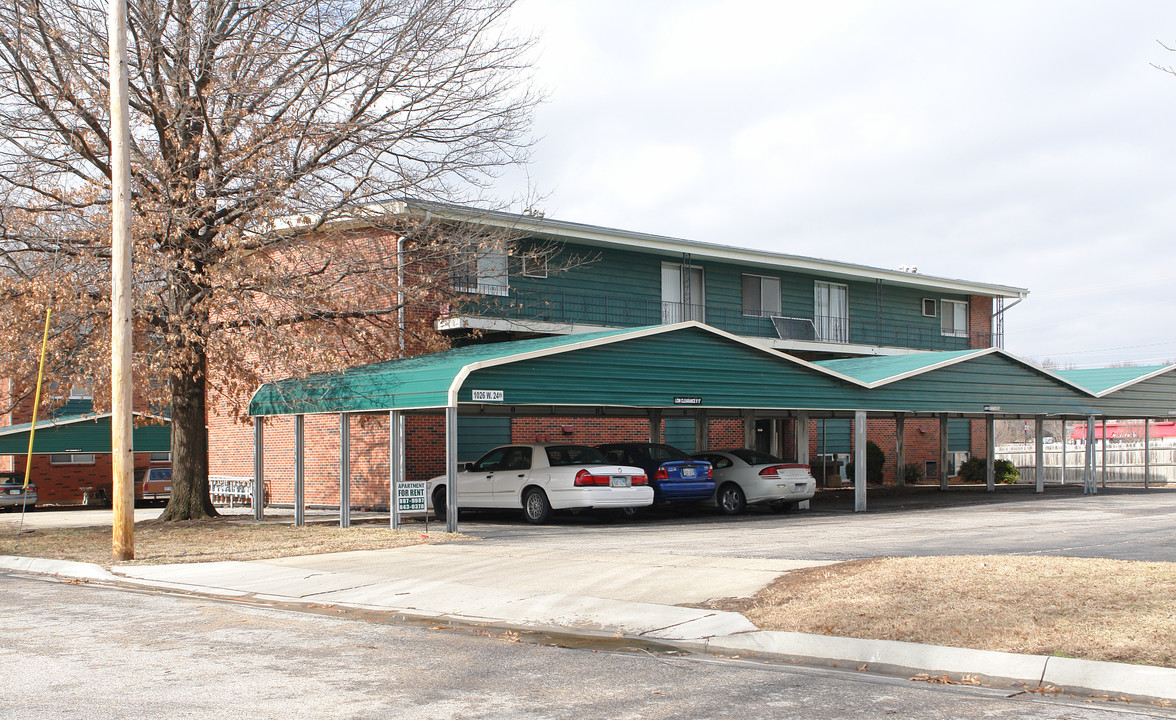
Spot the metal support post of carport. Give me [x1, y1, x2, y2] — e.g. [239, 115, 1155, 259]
[1144, 418, 1151, 489]
[1034, 416, 1044, 493]
[694, 410, 708, 452]
[894, 415, 905, 487]
[854, 410, 867, 512]
[985, 414, 995, 492]
[389, 410, 404, 530]
[796, 411, 810, 465]
[445, 406, 459, 533]
[340, 412, 350, 528]
[253, 417, 264, 521]
[938, 414, 949, 491]
[1083, 416, 1097, 494]
[294, 414, 305, 526]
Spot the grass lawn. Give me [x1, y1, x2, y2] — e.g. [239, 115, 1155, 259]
[705, 554, 1176, 668]
[1, 516, 463, 568]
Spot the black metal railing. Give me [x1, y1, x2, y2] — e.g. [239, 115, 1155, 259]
[447, 287, 1001, 351]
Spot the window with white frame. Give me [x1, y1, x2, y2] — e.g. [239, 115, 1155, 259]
[742, 274, 782, 317]
[814, 281, 849, 342]
[149, 452, 171, 464]
[941, 299, 968, 337]
[450, 245, 509, 296]
[521, 252, 548, 278]
[922, 298, 937, 317]
[49, 453, 95, 465]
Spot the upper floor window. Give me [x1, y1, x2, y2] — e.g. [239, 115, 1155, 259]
[521, 252, 548, 278]
[814, 281, 848, 343]
[451, 245, 509, 296]
[941, 300, 968, 338]
[742, 274, 782, 317]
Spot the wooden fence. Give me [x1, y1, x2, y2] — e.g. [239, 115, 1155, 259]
[997, 442, 1176, 486]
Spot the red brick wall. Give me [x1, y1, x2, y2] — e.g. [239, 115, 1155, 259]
[16, 452, 168, 505]
[804, 417, 956, 485]
[969, 295, 994, 349]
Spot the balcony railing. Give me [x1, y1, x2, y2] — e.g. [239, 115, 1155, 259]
[447, 287, 1001, 351]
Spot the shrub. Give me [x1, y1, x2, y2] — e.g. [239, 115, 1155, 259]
[846, 440, 887, 484]
[903, 462, 925, 485]
[957, 457, 1021, 485]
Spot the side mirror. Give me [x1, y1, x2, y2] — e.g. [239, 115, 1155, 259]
[463, 462, 474, 472]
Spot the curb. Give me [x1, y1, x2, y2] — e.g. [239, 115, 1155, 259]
[691, 630, 1176, 704]
[3, 555, 1174, 704]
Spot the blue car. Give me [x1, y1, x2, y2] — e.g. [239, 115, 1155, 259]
[596, 443, 714, 504]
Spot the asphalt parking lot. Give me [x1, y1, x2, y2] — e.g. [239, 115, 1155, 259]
[452, 485, 1176, 563]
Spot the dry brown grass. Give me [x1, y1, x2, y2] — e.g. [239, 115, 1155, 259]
[1, 517, 464, 569]
[708, 555, 1176, 668]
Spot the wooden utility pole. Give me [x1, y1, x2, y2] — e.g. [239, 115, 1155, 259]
[109, 0, 134, 561]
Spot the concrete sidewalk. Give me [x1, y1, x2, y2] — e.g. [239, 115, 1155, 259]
[3, 544, 1175, 705]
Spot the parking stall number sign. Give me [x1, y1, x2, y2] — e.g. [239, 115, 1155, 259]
[396, 481, 427, 514]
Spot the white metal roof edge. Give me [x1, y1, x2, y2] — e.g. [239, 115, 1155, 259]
[445, 321, 870, 405]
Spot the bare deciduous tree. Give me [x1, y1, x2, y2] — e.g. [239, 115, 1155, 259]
[0, 0, 539, 519]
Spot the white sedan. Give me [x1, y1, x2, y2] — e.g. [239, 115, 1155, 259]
[428, 443, 653, 524]
[691, 448, 817, 515]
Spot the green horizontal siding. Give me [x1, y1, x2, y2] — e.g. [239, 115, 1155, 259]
[459, 239, 988, 350]
[0, 419, 170, 454]
[457, 416, 511, 461]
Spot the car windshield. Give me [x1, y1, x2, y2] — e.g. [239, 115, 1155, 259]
[729, 449, 784, 465]
[545, 445, 608, 466]
[648, 445, 692, 462]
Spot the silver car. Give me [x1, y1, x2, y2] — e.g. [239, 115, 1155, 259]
[0, 473, 37, 510]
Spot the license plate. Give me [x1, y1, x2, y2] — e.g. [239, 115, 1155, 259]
[681, 467, 696, 478]
[7, 489, 19, 495]
[163, 486, 172, 492]
[610, 476, 630, 488]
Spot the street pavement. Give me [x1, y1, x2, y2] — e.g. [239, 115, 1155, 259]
[5, 573, 1173, 720]
[3, 484, 1176, 704]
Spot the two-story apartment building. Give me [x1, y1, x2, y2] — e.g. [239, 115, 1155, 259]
[211, 202, 1028, 507]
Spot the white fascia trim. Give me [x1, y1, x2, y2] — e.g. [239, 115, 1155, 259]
[752, 337, 920, 357]
[445, 321, 870, 406]
[405, 203, 1028, 299]
[1085, 365, 1176, 398]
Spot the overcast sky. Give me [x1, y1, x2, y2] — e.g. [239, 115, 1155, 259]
[496, 1, 1176, 369]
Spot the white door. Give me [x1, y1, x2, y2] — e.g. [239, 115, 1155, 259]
[662, 263, 705, 323]
[814, 282, 848, 342]
[491, 446, 533, 507]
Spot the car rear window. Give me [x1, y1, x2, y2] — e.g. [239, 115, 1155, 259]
[546, 445, 608, 466]
[648, 445, 691, 462]
[730, 449, 784, 465]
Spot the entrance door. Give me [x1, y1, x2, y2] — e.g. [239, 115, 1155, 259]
[662, 263, 705, 323]
[814, 281, 848, 342]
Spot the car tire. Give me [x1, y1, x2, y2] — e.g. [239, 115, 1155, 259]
[432, 487, 447, 521]
[717, 483, 746, 515]
[522, 487, 552, 525]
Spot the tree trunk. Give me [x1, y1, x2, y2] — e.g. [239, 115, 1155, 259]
[159, 343, 217, 520]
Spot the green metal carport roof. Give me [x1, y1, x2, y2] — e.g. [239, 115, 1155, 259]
[249, 323, 868, 416]
[248, 323, 1176, 419]
[0, 399, 171, 454]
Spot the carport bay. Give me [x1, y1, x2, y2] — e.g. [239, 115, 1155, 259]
[247, 322, 1176, 531]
